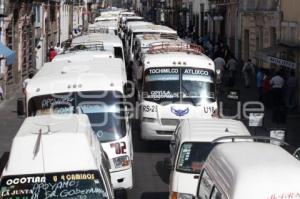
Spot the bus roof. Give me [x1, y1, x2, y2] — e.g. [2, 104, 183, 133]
[126, 21, 153, 29]
[206, 142, 300, 199]
[130, 24, 177, 34]
[3, 114, 101, 175]
[179, 119, 251, 143]
[143, 53, 215, 71]
[53, 51, 114, 62]
[26, 59, 126, 98]
[72, 33, 122, 47]
[136, 34, 181, 46]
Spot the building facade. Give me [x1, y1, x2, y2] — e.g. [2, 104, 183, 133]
[240, 0, 281, 64]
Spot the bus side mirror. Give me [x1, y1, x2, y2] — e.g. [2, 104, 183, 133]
[293, 148, 300, 161]
[17, 97, 25, 116]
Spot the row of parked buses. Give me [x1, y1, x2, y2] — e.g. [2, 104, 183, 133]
[118, 11, 300, 199]
[1, 7, 300, 199]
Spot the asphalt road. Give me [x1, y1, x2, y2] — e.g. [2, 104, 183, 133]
[127, 119, 170, 199]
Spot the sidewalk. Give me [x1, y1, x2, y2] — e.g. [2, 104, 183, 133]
[219, 67, 300, 148]
[0, 90, 24, 156]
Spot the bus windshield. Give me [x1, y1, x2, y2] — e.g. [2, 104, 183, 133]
[143, 67, 215, 104]
[0, 170, 109, 199]
[28, 91, 126, 143]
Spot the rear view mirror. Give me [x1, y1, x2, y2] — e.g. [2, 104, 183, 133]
[293, 148, 300, 161]
[17, 97, 25, 116]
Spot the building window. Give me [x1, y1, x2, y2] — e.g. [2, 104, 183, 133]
[34, 5, 41, 27]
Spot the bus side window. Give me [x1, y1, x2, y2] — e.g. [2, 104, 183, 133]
[198, 170, 214, 199]
[210, 186, 224, 199]
[114, 47, 123, 60]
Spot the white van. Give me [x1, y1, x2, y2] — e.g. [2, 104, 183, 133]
[71, 33, 125, 62]
[24, 59, 133, 190]
[196, 140, 300, 199]
[168, 119, 251, 199]
[140, 43, 217, 140]
[0, 114, 115, 199]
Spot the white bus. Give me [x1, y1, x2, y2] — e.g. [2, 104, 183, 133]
[24, 59, 134, 190]
[140, 43, 217, 140]
[123, 21, 153, 48]
[89, 21, 119, 35]
[125, 24, 177, 66]
[70, 33, 125, 62]
[132, 35, 182, 88]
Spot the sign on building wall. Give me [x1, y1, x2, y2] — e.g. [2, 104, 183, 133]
[267, 56, 296, 69]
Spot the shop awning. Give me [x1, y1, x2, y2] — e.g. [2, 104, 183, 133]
[256, 45, 297, 69]
[0, 42, 16, 65]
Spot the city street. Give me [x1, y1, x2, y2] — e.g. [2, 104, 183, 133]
[1, 69, 300, 198]
[0, 0, 300, 198]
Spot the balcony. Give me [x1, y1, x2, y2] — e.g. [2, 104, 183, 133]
[239, 0, 279, 12]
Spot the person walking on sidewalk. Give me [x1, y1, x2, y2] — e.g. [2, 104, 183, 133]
[286, 70, 297, 109]
[214, 55, 226, 84]
[226, 56, 237, 87]
[23, 73, 34, 96]
[48, 47, 57, 62]
[270, 71, 285, 124]
[0, 85, 4, 100]
[242, 59, 255, 88]
[256, 67, 264, 101]
[270, 71, 285, 107]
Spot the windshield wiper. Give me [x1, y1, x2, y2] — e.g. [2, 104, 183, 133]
[181, 84, 196, 106]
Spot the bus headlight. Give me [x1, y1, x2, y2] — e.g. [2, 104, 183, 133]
[177, 193, 193, 199]
[171, 192, 193, 199]
[142, 117, 157, 123]
[113, 155, 130, 169]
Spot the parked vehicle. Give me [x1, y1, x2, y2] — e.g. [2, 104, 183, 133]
[0, 114, 116, 199]
[139, 43, 217, 140]
[196, 137, 300, 199]
[168, 118, 251, 199]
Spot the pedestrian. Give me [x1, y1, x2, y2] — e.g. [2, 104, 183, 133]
[23, 73, 34, 95]
[0, 85, 4, 100]
[270, 71, 285, 107]
[54, 43, 63, 55]
[214, 55, 226, 84]
[226, 56, 237, 87]
[270, 71, 285, 124]
[256, 67, 264, 101]
[48, 47, 57, 62]
[286, 70, 297, 109]
[242, 59, 255, 88]
[262, 71, 271, 108]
